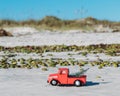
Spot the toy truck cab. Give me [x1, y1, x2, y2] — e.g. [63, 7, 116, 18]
[47, 68, 87, 87]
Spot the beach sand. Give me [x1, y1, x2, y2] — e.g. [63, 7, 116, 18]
[0, 27, 120, 96]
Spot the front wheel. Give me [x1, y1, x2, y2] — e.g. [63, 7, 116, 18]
[50, 80, 58, 86]
[74, 80, 82, 87]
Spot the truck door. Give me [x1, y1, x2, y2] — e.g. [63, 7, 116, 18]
[59, 70, 68, 84]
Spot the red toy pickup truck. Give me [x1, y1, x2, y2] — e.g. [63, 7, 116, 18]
[47, 68, 87, 87]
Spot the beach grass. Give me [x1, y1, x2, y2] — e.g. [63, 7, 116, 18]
[0, 16, 120, 31]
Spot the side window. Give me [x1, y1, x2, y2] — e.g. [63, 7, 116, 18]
[62, 70, 66, 74]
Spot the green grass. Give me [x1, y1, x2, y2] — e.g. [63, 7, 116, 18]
[0, 44, 120, 54]
[0, 56, 119, 69]
[0, 44, 120, 69]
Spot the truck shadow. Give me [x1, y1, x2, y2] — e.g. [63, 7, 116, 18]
[86, 81, 110, 87]
[86, 81, 100, 86]
[58, 81, 109, 87]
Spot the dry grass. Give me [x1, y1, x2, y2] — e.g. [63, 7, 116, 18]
[0, 16, 120, 31]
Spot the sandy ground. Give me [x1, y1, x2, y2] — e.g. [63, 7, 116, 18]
[0, 51, 120, 62]
[0, 66, 120, 96]
[4, 27, 39, 36]
[0, 28, 120, 46]
[0, 27, 120, 96]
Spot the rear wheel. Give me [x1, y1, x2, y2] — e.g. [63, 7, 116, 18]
[74, 80, 81, 87]
[50, 80, 58, 86]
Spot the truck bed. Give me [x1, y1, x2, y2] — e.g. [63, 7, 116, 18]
[68, 74, 86, 78]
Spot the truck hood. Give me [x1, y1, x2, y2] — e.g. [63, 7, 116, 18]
[49, 73, 58, 79]
[49, 73, 58, 76]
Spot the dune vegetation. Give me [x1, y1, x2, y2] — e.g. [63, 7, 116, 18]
[0, 16, 120, 31]
[0, 44, 120, 55]
[0, 44, 120, 69]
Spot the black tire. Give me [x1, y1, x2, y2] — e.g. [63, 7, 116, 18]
[50, 80, 58, 86]
[74, 80, 82, 87]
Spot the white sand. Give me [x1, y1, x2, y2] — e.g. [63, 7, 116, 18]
[0, 66, 120, 96]
[0, 29, 120, 47]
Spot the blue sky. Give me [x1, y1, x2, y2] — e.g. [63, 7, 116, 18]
[0, 0, 120, 21]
